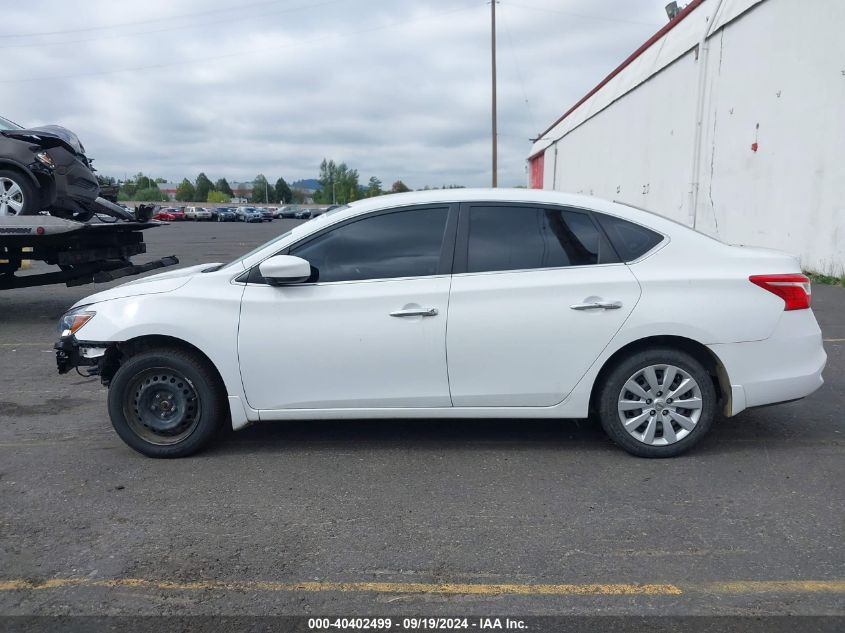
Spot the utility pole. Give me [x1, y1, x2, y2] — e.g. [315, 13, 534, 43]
[491, 0, 498, 188]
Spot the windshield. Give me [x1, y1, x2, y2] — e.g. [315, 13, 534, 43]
[220, 230, 293, 270]
[0, 115, 24, 131]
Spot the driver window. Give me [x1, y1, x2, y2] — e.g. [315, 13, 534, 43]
[289, 207, 449, 283]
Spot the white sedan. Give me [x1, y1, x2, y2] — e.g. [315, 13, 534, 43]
[55, 189, 826, 458]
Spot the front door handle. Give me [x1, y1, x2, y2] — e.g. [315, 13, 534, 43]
[390, 307, 439, 318]
[570, 300, 623, 311]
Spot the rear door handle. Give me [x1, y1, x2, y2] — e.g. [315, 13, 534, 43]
[390, 307, 439, 318]
[570, 300, 623, 311]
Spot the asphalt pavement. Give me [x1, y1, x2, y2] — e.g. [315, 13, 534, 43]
[0, 220, 842, 618]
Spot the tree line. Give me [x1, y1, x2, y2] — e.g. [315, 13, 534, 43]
[109, 160, 464, 205]
[114, 172, 297, 204]
[314, 158, 464, 205]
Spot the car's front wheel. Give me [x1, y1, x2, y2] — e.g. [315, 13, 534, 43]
[0, 169, 38, 216]
[107, 347, 227, 457]
[597, 348, 716, 457]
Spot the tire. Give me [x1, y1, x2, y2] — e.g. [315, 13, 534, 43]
[597, 347, 716, 458]
[0, 169, 38, 216]
[107, 348, 227, 458]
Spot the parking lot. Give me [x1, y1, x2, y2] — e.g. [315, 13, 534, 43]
[0, 219, 843, 617]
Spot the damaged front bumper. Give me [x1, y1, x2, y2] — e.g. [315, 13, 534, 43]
[55, 334, 110, 376]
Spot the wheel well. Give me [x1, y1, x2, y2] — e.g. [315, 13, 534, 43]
[0, 161, 37, 186]
[589, 335, 730, 415]
[0, 161, 53, 207]
[101, 335, 226, 393]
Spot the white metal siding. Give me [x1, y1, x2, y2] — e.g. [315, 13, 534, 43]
[530, 0, 845, 273]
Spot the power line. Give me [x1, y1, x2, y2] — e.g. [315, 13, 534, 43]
[0, 3, 486, 84]
[498, 2, 538, 135]
[0, 0, 347, 50]
[491, 0, 497, 188]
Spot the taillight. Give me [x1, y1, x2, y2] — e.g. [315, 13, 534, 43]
[749, 274, 811, 311]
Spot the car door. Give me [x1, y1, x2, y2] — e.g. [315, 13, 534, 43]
[446, 202, 641, 407]
[238, 204, 457, 411]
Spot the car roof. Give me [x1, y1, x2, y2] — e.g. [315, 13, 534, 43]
[312, 188, 690, 237]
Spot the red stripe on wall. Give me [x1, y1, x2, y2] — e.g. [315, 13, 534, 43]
[534, 0, 707, 141]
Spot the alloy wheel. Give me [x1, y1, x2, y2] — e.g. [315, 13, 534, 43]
[0, 176, 25, 216]
[617, 364, 703, 446]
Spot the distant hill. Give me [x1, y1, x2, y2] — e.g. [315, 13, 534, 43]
[291, 179, 321, 191]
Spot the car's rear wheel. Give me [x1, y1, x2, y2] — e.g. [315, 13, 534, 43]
[0, 170, 37, 216]
[597, 348, 716, 457]
[107, 348, 227, 458]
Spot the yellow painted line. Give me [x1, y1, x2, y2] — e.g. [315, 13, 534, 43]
[0, 578, 677, 595]
[265, 582, 680, 596]
[823, 338, 845, 342]
[0, 578, 83, 590]
[699, 580, 845, 594]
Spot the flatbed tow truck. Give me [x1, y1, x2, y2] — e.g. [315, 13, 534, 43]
[0, 209, 178, 290]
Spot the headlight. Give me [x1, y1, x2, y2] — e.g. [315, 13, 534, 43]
[58, 306, 96, 336]
[35, 151, 55, 169]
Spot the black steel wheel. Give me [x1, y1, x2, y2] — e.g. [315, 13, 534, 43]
[108, 347, 227, 457]
[126, 367, 202, 445]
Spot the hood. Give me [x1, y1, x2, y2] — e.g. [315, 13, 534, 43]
[71, 263, 221, 309]
[1, 124, 85, 156]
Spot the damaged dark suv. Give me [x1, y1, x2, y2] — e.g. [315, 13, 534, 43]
[0, 115, 130, 221]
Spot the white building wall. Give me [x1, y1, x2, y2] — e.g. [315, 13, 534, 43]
[545, 54, 699, 219]
[531, 0, 845, 274]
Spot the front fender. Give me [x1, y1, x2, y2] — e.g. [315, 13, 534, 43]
[0, 157, 41, 186]
[71, 278, 248, 416]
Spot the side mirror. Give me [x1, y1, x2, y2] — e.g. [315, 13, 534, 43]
[258, 255, 312, 284]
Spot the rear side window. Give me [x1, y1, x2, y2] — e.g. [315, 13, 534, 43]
[466, 206, 607, 273]
[595, 213, 664, 261]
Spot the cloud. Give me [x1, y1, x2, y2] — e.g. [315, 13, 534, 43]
[1, 0, 663, 187]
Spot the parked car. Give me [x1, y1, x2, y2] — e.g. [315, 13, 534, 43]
[159, 207, 186, 221]
[0, 114, 109, 221]
[55, 189, 826, 458]
[276, 206, 300, 219]
[215, 207, 237, 222]
[257, 207, 274, 222]
[185, 206, 212, 221]
[152, 209, 176, 221]
[236, 206, 263, 223]
[293, 208, 312, 219]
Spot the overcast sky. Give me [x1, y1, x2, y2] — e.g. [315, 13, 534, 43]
[2, 1, 668, 188]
